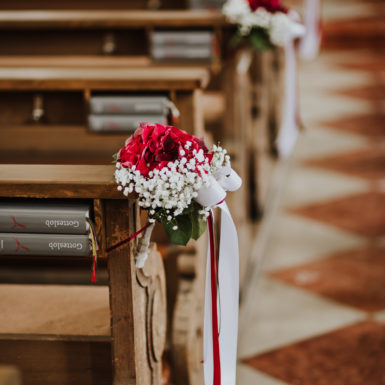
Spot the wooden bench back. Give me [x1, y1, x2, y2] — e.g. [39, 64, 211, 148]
[0, 65, 208, 164]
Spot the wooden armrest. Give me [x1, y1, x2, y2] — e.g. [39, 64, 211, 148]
[0, 56, 152, 68]
[0, 164, 128, 199]
[0, 10, 227, 29]
[0, 66, 209, 90]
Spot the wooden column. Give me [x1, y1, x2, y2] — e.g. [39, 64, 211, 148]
[106, 199, 167, 385]
[106, 199, 137, 385]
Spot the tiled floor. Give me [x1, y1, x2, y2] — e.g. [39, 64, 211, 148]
[237, 0, 385, 383]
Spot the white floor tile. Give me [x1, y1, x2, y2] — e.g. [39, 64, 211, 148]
[281, 166, 369, 207]
[238, 277, 366, 358]
[262, 214, 366, 271]
[293, 127, 368, 161]
[374, 310, 385, 324]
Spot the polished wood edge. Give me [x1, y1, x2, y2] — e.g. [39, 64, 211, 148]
[0, 67, 210, 90]
[0, 333, 112, 342]
[0, 164, 136, 200]
[0, 10, 229, 29]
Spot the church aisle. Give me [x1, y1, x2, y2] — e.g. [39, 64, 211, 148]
[237, 1, 385, 384]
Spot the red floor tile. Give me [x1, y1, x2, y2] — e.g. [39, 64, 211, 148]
[336, 57, 385, 73]
[334, 84, 385, 101]
[271, 246, 385, 312]
[243, 321, 385, 385]
[304, 147, 385, 180]
[291, 192, 385, 237]
[320, 114, 385, 138]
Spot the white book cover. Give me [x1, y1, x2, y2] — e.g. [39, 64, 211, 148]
[89, 115, 168, 132]
[90, 95, 170, 115]
[0, 201, 90, 234]
[0, 233, 91, 257]
[151, 45, 212, 60]
[152, 30, 213, 45]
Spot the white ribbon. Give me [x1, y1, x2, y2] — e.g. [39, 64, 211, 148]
[299, 0, 321, 61]
[195, 167, 241, 385]
[276, 21, 305, 158]
[196, 176, 227, 207]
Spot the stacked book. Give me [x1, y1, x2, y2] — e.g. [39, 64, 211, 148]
[88, 95, 169, 133]
[189, 0, 225, 9]
[150, 30, 215, 61]
[0, 201, 92, 257]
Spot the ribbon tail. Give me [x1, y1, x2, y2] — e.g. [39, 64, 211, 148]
[203, 203, 239, 385]
[276, 37, 299, 158]
[299, 0, 321, 60]
[204, 210, 221, 385]
[218, 202, 239, 385]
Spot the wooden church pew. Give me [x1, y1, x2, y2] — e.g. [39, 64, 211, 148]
[0, 7, 278, 381]
[0, 7, 263, 235]
[0, 64, 209, 384]
[0, 65, 208, 164]
[0, 164, 166, 385]
[0, 6, 277, 221]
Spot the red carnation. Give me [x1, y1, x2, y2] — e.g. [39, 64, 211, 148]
[247, 0, 288, 13]
[118, 122, 213, 177]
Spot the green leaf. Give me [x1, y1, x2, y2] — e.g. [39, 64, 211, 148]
[162, 214, 192, 246]
[112, 152, 119, 163]
[249, 29, 272, 52]
[190, 211, 207, 240]
[230, 31, 243, 48]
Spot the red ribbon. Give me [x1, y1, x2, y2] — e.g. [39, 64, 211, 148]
[208, 210, 221, 385]
[91, 255, 97, 283]
[105, 222, 152, 253]
[90, 222, 152, 283]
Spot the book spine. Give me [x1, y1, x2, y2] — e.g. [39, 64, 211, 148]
[188, 0, 224, 10]
[89, 115, 168, 133]
[152, 32, 213, 45]
[90, 97, 167, 115]
[0, 211, 89, 234]
[0, 233, 91, 257]
[151, 46, 212, 60]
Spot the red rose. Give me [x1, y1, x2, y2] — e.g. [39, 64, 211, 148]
[248, 0, 288, 13]
[118, 122, 212, 177]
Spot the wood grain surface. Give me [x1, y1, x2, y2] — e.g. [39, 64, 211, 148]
[0, 164, 128, 199]
[0, 66, 209, 91]
[0, 56, 152, 68]
[0, 10, 227, 29]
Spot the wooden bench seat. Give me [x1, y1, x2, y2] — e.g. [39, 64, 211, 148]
[0, 284, 110, 336]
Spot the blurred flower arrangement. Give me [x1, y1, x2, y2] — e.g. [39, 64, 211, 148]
[223, 0, 304, 50]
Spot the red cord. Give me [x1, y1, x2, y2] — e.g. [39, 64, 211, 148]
[91, 255, 96, 283]
[208, 210, 221, 385]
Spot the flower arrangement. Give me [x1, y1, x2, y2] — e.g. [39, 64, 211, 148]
[115, 122, 232, 257]
[115, 122, 242, 382]
[223, 0, 303, 50]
